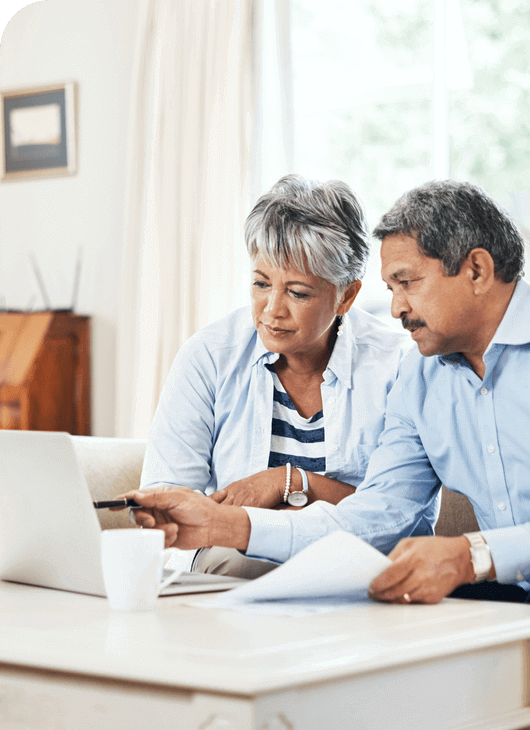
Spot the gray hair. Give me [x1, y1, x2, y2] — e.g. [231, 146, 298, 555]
[244, 174, 371, 289]
[373, 180, 525, 283]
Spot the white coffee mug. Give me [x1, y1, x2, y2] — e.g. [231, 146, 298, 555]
[101, 529, 182, 611]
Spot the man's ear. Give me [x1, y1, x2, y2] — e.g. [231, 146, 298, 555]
[337, 280, 362, 315]
[463, 249, 496, 294]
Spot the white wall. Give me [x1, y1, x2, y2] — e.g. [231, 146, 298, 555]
[0, 0, 140, 435]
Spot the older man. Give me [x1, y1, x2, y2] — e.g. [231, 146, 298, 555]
[124, 180, 530, 604]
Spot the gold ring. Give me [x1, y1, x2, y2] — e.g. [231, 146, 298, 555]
[403, 593, 411, 603]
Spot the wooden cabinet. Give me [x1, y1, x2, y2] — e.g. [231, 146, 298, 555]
[0, 311, 90, 434]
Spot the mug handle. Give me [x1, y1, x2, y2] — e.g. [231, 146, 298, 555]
[158, 548, 184, 591]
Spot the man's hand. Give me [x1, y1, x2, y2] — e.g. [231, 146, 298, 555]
[209, 468, 285, 508]
[368, 536, 478, 604]
[118, 486, 251, 551]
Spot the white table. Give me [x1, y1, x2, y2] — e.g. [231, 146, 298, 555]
[1, 580, 530, 730]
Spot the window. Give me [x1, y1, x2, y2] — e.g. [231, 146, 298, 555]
[292, 0, 530, 320]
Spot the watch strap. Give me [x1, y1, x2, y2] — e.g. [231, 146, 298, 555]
[294, 466, 308, 494]
[464, 532, 492, 583]
[286, 467, 309, 506]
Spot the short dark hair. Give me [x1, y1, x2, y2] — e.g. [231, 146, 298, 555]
[245, 174, 371, 289]
[373, 180, 525, 283]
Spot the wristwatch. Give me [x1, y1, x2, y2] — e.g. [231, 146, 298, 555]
[287, 467, 309, 507]
[464, 532, 492, 583]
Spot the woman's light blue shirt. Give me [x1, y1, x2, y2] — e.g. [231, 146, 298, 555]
[141, 305, 410, 494]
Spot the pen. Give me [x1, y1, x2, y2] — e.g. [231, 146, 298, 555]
[93, 498, 141, 509]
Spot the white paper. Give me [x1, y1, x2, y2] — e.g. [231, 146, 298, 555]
[196, 594, 374, 617]
[191, 531, 391, 615]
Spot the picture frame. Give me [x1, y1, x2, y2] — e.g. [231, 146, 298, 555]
[1, 82, 77, 180]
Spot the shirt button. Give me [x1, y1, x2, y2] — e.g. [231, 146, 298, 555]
[516, 571, 525, 582]
[330, 445, 338, 453]
[327, 397, 336, 405]
[498, 503, 506, 511]
[487, 445, 495, 453]
[480, 387, 488, 395]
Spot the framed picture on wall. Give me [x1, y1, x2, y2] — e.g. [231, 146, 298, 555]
[0, 82, 77, 180]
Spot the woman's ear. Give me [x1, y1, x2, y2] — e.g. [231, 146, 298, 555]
[337, 280, 362, 315]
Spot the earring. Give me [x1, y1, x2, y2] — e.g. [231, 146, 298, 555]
[337, 315, 344, 337]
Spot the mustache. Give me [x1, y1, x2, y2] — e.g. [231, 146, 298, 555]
[401, 317, 426, 331]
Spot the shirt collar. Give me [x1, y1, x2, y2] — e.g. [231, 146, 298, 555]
[325, 313, 354, 388]
[484, 277, 530, 352]
[252, 314, 354, 388]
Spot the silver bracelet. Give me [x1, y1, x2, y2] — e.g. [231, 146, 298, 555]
[283, 462, 292, 502]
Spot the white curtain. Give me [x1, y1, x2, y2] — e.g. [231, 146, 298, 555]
[116, 0, 293, 438]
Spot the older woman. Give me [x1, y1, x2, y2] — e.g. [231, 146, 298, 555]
[140, 175, 409, 577]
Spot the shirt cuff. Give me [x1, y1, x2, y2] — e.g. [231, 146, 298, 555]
[242, 507, 293, 564]
[480, 525, 530, 585]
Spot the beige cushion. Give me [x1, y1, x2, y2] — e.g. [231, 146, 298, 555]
[72, 436, 146, 530]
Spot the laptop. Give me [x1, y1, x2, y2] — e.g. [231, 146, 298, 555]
[0, 430, 245, 597]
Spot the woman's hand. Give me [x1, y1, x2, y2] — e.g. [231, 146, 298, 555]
[209, 468, 286, 508]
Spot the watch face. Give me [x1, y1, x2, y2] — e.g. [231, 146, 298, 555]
[287, 491, 308, 507]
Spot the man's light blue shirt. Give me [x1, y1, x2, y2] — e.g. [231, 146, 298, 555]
[141, 305, 410, 494]
[245, 278, 530, 589]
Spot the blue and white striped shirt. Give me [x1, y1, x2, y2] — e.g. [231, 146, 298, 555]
[267, 368, 326, 474]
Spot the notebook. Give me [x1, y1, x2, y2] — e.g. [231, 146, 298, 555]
[0, 430, 244, 597]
